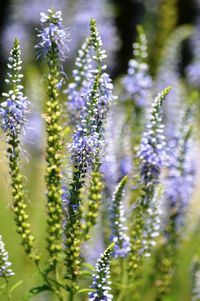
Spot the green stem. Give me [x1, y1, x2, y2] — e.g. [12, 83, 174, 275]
[5, 279, 12, 301]
[68, 291, 74, 301]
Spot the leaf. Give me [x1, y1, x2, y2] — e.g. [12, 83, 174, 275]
[80, 270, 93, 277]
[77, 288, 96, 294]
[30, 284, 51, 294]
[29, 284, 51, 295]
[82, 262, 95, 271]
[22, 285, 51, 300]
[9, 280, 23, 293]
[0, 283, 7, 290]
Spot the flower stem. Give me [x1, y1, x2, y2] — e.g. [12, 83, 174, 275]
[5, 279, 12, 301]
[68, 291, 74, 301]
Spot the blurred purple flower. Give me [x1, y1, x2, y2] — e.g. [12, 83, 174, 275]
[122, 26, 152, 107]
[23, 112, 44, 152]
[138, 88, 170, 187]
[35, 8, 70, 59]
[120, 156, 133, 177]
[164, 129, 196, 231]
[122, 60, 152, 107]
[186, 62, 200, 88]
[71, 0, 120, 63]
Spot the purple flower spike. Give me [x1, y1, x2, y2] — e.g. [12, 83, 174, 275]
[138, 87, 170, 187]
[36, 8, 70, 59]
[0, 39, 29, 137]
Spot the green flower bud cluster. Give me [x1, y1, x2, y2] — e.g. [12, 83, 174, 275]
[128, 205, 145, 277]
[65, 219, 81, 282]
[153, 235, 177, 300]
[1, 40, 38, 261]
[133, 25, 149, 64]
[8, 139, 38, 260]
[82, 171, 103, 240]
[89, 18, 107, 66]
[44, 28, 64, 265]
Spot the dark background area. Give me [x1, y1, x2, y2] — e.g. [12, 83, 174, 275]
[0, 0, 198, 79]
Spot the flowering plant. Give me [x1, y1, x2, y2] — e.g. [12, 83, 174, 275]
[0, 5, 199, 301]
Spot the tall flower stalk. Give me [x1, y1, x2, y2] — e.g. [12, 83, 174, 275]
[122, 25, 152, 108]
[0, 39, 38, 262]
[64, 19, 114, 289]
[153, 111, 195, 300]
[65, 38, 91, 124]
[121, 25, 152, 154]
[36, 8, 70, 266]
[65, 75, 101, 284]
[110, 176, 130, 258]
[128, 87, 170, 280]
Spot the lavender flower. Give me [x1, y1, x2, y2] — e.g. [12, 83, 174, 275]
[0, 235, 14, 278]
[128, 88, 169, 277]
[71, 0, 119, 63]
[156, 26, 193, 137]
[110, 176, 130, 258]
[69, 75, 113, 167]
[36, 8, 70, 59]
[122, 26, 152, 107]
[101, 110, 132, 190]
[138, 87, 170, 188]
[69, 76, 102, 170]
[186, 61, 200, 88]
[88, 244, 114, 301]
[164, 114, 195, 232]
[69, 19, 115, 171]
[153, 113, 196, 299]
[66, 18, 115, 126]
[0, 39, 29, 137]
[121, 156, 132, 175]
[23, 112, 44, 153]
[65, 39, 91, 122]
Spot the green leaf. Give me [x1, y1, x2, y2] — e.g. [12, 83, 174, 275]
[9, 280, 23, 293]
[81, 270, 93, 276]
[82, 262, 95, 271]
[77, 288, 96, 294]
[30, 284, 51, 294]
[23, 283, 52, 300]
